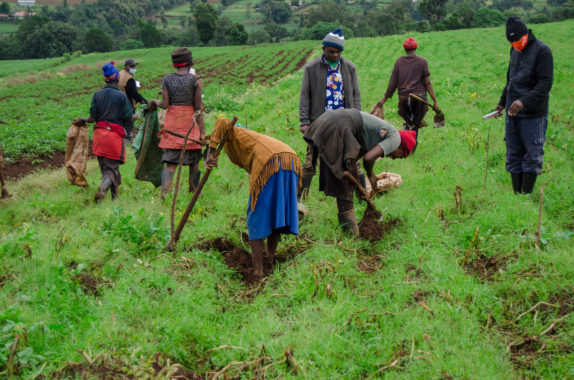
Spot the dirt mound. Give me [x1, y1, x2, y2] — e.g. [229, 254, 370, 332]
[197, 237, 310, 285]
[359, 212, 401, 242]
[223, 247, 273, 285]
[3, 151, 66, 179]
[461, 252, 517, 281]
[195, 237, 237, 253]
[72, 273, 101, 296]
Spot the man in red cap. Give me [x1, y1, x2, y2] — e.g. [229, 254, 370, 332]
[371, 36, 439, 131]
[303, 108, 416, 236]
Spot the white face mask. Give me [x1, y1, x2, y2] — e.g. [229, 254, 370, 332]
[128, 68, 136, 75]
[188, 67, 195, 75]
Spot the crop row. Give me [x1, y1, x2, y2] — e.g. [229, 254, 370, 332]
[0, 42, 314, 160]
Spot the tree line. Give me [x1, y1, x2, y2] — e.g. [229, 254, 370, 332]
[0, 0, 572, 60]
[0, 0, 248, 59]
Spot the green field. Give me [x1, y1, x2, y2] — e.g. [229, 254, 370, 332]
[0, 20, 573, 378]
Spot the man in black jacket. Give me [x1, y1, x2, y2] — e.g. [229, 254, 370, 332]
[494, 17, 553, 194]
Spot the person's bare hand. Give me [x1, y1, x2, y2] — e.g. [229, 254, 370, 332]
[73, 117, 88, 127]
[494, 104, 504, 118]
[300, 124, 309, 134]
[507, 100, 524, 116]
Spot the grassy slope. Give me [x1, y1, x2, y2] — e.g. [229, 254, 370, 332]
[1, 20, 573, 378]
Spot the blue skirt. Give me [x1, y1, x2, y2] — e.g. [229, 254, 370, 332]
[247, 168, 299, 240]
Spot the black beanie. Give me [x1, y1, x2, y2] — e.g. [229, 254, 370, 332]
[171, 47, 193, 66]
[506, 16, 528, 42]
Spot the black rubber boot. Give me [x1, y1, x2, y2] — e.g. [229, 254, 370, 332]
[161, 169, 174, 200]
[337, 210, 359, 236]
[511, 173, 523, 194]
[94, 178, 112, 203]
[297, 175, 313, 201]
[521, 172, 538, 194]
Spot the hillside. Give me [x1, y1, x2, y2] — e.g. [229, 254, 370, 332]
[0, 21, 573, 378]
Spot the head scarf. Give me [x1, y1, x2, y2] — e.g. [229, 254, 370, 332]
[403, 37, 418, 50]
[322, 28, 345, 51]
[398, 130, 417, 157]
[171, 47, 193, 68]
[101, 62, 119, 83]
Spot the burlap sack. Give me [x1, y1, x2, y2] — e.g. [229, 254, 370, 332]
[65, 122, 90, 187]
[158, 109, 167, 128]
[365, 172, 402, 195]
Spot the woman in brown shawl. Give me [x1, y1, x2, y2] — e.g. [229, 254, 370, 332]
[205, 118, 301, 280]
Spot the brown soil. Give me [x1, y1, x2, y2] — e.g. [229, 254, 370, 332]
[3, 151, 66, 180]
[47, 352, 203, 380]
[197, 237, 310, 285]
[72, 273, 101, 296]
[356, 254, 383, 274]
[548, 287, 574, 317]
[461, 252, 517, 281]
[359, 212, 401, 242]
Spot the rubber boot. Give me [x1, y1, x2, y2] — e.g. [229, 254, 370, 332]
[189, 168, 201, 193]
[94, 178, 112, 203]
[338, 209, 359, 236]
[111, 184, 120, 200]
[521, 172, 538, 194]
[161, 169, 174, 200]
[297, 174, 313, 201]
[511, 172, 522, 194]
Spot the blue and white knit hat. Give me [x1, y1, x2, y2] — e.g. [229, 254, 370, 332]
[322, 28, 345, 51]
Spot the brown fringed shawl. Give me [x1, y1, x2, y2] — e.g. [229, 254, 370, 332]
[209, 118, 302, 210]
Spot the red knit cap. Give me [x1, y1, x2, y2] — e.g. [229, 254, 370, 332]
[398, 130, 417, 157]
[403, 37, 418, 50]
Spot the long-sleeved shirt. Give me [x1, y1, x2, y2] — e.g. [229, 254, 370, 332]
[89, 84, 133, 126]
[498, 30, 553, 118]
[384, 55, 430, 99]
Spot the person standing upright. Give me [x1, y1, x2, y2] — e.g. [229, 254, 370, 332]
[118, 59, 147, 140]
[149, 48, 205, 200]
[494, 17, 553, 195]
[371, 37, 439, 131]
[298, 27, 362, 200]
[84, 62, 133, 202]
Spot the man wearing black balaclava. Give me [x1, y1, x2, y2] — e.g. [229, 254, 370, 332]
[494, 17, 554, 194]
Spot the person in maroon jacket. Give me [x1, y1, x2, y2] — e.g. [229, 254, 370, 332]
[371, 37, 440, 131]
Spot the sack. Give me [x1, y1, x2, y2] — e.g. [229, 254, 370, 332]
[133, 106, 163, 187]
[365, 172, 402, 195]
[65, 122, 90, 187]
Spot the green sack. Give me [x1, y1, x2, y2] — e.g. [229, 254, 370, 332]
[133, 106, 163, 187]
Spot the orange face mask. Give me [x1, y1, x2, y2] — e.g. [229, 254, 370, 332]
[511, 34, 528, 51]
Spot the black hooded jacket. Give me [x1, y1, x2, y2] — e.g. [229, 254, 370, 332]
[498, 30, 554, 118]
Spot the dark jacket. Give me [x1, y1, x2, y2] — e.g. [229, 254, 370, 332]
[90, 84, 133, 126]
[303, 109, 365, 180]
[499, 30, 553, 118]
[299, 56, 361, 127]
